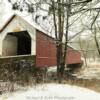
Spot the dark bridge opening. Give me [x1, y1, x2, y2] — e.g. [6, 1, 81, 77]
[3, 31, 31, 56]
[16, 31, 31, 55]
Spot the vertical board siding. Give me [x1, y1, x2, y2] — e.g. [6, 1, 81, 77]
[36, 30, 81, 67]
[36, 30, 56, 67]
[67, 47, 81, 64]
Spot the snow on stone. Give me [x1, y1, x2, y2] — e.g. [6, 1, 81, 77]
[0, 83, 100, 100]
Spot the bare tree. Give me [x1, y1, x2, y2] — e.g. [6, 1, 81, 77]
[8, 0, 94, 82]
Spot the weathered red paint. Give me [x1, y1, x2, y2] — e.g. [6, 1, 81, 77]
[0, 14, 81, 68]
[36, 30, 81, 68]
[66, 47, 81, 64]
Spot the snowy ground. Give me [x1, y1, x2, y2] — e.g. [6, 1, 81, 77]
[0, 83, 100, 100]
[77, 62, 100, 79]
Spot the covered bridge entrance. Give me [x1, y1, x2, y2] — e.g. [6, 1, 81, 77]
[2, 31, 31, 56]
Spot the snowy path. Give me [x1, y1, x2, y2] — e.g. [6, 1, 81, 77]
[0, 83, 100, 100]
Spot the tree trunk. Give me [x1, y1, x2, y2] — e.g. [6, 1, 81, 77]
[94, 34, 100, 56]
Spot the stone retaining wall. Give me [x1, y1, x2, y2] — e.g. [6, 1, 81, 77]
[0, 55, 35, 82]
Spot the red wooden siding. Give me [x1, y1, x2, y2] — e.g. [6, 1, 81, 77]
[36, 30, 81, 67]
[66, 47, 81, 64]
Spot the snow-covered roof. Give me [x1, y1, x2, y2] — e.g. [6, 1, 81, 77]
[0, 13, 47, 34]
[0, 13, 79, 52]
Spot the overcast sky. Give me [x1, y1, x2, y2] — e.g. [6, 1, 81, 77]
[0, 0, 14, 28]
[0, 0, 34, 28]
[1, 0, 100, 38]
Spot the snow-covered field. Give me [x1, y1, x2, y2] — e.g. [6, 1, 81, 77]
[77, 62, 100, 79]
[0, 83, 100, 100]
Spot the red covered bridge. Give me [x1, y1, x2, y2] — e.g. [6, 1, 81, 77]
[0, 14, 82, 68]
[36, 30, 82, 68]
